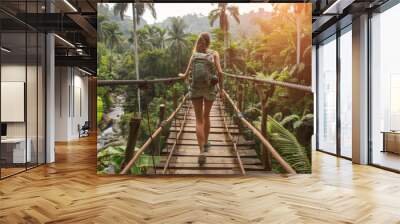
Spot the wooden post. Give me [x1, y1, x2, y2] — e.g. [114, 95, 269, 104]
[234, 84, 244, 130]
[255, 84, 272, 171]
[237, 84, 244, 112]
[155, 104, 166, 155]
[121, 116, 141, 173]
[173, 89, 178, 109]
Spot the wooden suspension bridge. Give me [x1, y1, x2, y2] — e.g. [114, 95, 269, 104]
[98, 73, 312, 175]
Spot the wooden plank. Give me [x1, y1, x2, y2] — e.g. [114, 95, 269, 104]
[169, 126, 239, 134]
[157, 163, 265, 170]
[160, 156, 261, 165]
[168, 132, 244, 140]
[164, 145, 254, 151]
[184, 120, 232, 125]
[162, 148, 258, 157]
[176, 116, 226, 121]
[159, 169, 241, 175]
[166, 139, 255, 146]
[171, 123, 238, 128]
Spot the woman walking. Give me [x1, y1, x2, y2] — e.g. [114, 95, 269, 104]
[179, 32, 224, 165]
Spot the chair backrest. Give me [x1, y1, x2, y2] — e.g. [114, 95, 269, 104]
[82, 121, 90, 129]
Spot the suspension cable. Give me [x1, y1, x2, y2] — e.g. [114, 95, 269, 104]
[145, 103, 157, 174]
[162, 102, 190, 174]
[224, 73, 312, 92]
[219, 94, 245, 175]
[120, 94, 189, 174]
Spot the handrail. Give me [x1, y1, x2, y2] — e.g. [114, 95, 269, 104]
[218, 98, 245, 175]
[120, 94, 188, 174]
[97, 77, 183, 86]
[162, 103, 191, 174]
[224, 73, 312, 92]
[222, 89, 296, 174]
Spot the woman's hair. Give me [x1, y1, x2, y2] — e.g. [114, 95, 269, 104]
[194, 32, 211, 53]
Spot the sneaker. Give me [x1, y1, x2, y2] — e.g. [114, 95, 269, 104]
[198, 154, 206, 165]
[204, 142, 211, 152]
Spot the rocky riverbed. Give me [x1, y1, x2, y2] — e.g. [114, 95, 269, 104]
[97, 94, 127, 151]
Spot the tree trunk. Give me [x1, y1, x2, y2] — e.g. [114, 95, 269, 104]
[109, 42, 113, 73]
[296, 13, 301, 65]
[132, 3, 141, 115]
[255, 84, 272, 171]
[178, 45, 181, 73]
[223, 29, 228, 70]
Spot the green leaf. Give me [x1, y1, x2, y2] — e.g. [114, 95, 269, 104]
[267, 116, 311, 173]
[280, 114, 299, 127]
[273, 112, 283, 121]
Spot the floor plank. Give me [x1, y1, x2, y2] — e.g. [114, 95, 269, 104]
[0, 136, 400, 223]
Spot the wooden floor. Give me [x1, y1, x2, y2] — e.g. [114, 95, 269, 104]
[1, 137, 400, 223]
[372, 150, 400, 171]
[159, 99, 264, 175]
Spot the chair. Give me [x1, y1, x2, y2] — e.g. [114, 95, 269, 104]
[78, 121, 90, 138]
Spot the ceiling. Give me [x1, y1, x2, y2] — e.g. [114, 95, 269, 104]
[1, 0, 397, 74]
[0, 0, 98, 74]
[312, 0, 391, 43]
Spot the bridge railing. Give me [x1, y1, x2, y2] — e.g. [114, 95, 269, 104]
[98, 72, 313, 175]
[222, 72, 313, 174]
[97, 77, 187, 175]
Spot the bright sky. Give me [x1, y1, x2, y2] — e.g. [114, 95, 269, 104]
[105, 3, 273, 24]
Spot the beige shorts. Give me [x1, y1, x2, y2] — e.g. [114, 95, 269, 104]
[189, 85, 217, 101]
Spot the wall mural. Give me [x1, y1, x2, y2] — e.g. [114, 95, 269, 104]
[97, 3, 313, 175]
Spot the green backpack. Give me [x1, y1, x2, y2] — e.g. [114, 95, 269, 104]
[190, 52, 217, 88]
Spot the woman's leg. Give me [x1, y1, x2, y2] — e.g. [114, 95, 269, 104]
[203, 99, 214, 145]
[191, 98, 205, 154]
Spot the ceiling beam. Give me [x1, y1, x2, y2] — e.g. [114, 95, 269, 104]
[55, 55, 96, 71]
[323, 0, 356, 14]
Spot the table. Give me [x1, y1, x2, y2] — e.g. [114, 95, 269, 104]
[382, 131, 400, 154]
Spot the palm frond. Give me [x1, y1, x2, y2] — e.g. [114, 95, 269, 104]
[273, 112, 283, 121]
[113, 3, 128, 20]
[145, 3, 157, 20]
[227, 6, 240, 24]
[280, 114, 299, 127]
[267, 116, 311, 173]
[208, 9, 220, 27]
[135, 3, 145, 24]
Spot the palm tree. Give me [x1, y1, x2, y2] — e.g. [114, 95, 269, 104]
[272, 4, 305, 65]
[157, 27, 167, 49]
[113, 3, 156, 115]
[102, 22, 122, 73]
[129, 26, 151, 51]
[166, 17, 189, 73]
[208, 3, 240, 69]
[97, 15, 108, 42]
[294, 4, 307, 65]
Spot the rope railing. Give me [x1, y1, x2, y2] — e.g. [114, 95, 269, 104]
[97, 75, 187, 175]
[120, 94, 188, 174]
[97, 77, 183, 86]
[224, 73, 312, 92]
[162, 103, 191, 174]
[221, 89, 296, 174]
[218, 97, 246, 175]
